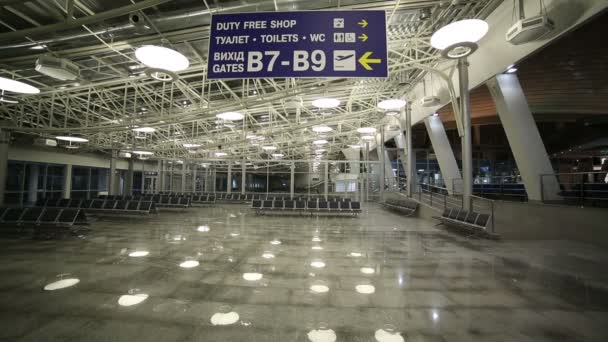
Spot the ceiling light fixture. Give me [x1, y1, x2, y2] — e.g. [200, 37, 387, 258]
[357, 127, 376, 134]
[183, 143, 201, 148]
[216, 112, 244, 121]
[135, 45, 189, 72]
[312, 125, 333, 133]
[132, 127, 156, 133]
[313, 139, 328, 145]
[312, 98, 340, 109]
[361, 135, 375, 141]
[132, 150, 154, 156]
[0, 76, 40, 94]
[55, 136, 88, 143]
[377, 99, 406, 110]
[215, 152, 228, 157]
[430, 19, 489, 59]
[272, 153, 284, 158]
[262, 145, 277, 151]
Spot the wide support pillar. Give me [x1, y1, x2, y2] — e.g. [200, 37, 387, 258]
[487, 73, 560, 201]
[156, 160, 163, 193]
[62, 164, 72, 199]
[0, 129, 9, 206]
[424, 116, 462, 195]
[459, 58, 473, 210]
[404, 106, 416, 197]
[192, 164, 197, 193]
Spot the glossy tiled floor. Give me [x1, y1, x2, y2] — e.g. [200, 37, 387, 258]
[0, 204, 607, 342]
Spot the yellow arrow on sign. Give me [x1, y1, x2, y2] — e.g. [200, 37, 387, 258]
[358, 34, 368, 42]
[358, 52, 382, 71]
[358, 19, 368, 28]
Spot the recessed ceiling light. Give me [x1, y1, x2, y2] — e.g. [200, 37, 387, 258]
[183, 143, 201, 148]
[135, 45, 189, 72]
[55, 136, 88, 143]
[357, 127, 376, 134]
[0, 76, 40, 94]
[312, 98, 340, 109]
[312, 125, 333, 133]
[216, 112, 244, 121]
[378, 99, 406, 110]
[262, 145, 277, 151]
[215, 152, 228, 157]
[272, 153, 284, 158]
[313, 139, 328, 145]
[132, 127, 156, 133]
[179, 260, 199, 268]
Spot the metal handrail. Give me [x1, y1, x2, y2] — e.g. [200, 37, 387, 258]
[470, 194, 495, 234]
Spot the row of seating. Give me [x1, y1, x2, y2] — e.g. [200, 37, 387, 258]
[0, 207, 88, 227]
[252, 200, 361, 216]
[434, 208, 498, 239]
[382, 198, 418, 216]
[37, 198, 157, 215]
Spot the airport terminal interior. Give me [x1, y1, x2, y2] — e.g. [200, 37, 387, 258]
[1, 0, 608, 341]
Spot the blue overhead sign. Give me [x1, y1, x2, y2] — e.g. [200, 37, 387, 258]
[207, 11, 388, 79]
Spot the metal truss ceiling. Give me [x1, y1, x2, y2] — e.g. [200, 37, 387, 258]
[0, 0, 502, 162]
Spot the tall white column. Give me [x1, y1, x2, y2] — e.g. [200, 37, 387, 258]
[27, 164, 39, 205]
[405, 105, 415, 197]
[192, 164, 197, 192]
[156, 160, 162, 193]
[487, 73, 560, 201]
[324, 161, 329, 200]
[181, 163, 187, 193]
[62, 164, 72, 199]
[0, 129, 10, 206]
[126, 157, 134, 196]
[241, 162, 246, 195]
[424, 116, 462, 195]
[290, 162, 295, 199]
[459, 58, 473, 211]
[108, 150, 117, 195]
[227, 161, 232, 194]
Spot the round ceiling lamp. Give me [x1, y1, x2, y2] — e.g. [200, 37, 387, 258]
[56, 136, 88, 143]
[430, 19, 488, 59]
[377, 99, 406, 110]
[312, 125, 333, 133]
[313, 139, 328, 145]
[132, 150, 154, 156]
[357, 127, 376, 134]
[0, 76, 40, 94]
[135, 45, 190, 72]
[216, 112, 244, 121]
[132, 127, 156, 133]
[215, 151, 228, 157]
[312, 98, 340, 109]
[272, 153, 284, 158]
[183, 143, 201, 148]
[262, 145, 277, 151]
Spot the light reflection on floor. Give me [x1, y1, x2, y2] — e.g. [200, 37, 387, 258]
[0, 203, 607, 341]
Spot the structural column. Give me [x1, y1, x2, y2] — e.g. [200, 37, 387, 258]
[227, 161, 232, 194]
[487, 73, 560, 201]
[379, 128, 385, 196]
[241, 161, 246, 195]
[458, 58, 473, 210]
[424, 116, 462, 195]
[157, 160, 163, 193]
[192, 164, 197, 192]
[108, 150, 117, 195]
[404, 106, 416, 197]
[181, 163, 187, 193]
[62, 164, 72, 199]
[0, 129, 8, 207]
[27, 164, 39, 205]
[290, 162, 295, 199]
[324, 161, 329, 200]
[126, 157, 134, 196]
